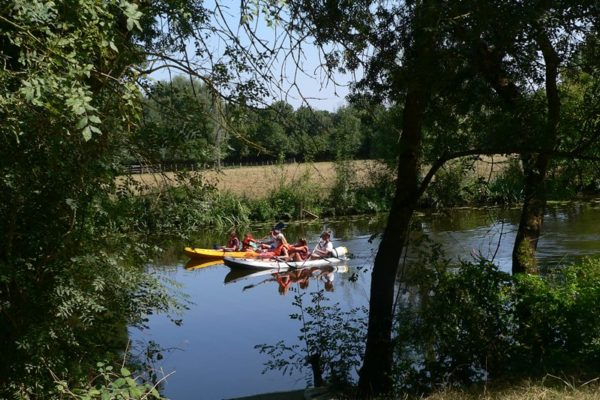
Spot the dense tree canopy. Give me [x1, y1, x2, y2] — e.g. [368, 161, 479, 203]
[279, 0, 599, 395]
[0, 0, 278, 396]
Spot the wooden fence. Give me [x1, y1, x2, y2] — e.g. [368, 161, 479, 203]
[125, 158, 298, 174]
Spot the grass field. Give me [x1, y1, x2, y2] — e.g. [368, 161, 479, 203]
[120, 160, 381, 198]
[120, 157, 511, 198]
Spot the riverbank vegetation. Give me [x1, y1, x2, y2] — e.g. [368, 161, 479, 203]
[114, 154, 598, 239]
[258, 251, 600, 399]
[2, 0, 600, 399]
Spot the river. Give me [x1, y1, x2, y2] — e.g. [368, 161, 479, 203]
[131, 201, 600, 399]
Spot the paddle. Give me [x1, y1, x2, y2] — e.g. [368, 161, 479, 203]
[309, 252, 334, 263]
[242, 277, 274, 291]
[299, 241, 321, 269]
[272, 255, 297, 270]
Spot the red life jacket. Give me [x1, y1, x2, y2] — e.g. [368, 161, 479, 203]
[273, 243, 289, 256]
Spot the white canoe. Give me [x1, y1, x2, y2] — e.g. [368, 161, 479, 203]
[223, 246, 348, 270]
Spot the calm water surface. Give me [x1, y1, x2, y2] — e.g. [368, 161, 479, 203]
[132, 201, 600, 399]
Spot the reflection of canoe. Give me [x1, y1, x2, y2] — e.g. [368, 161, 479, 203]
[224, 264, 349, 284]
[184, 259, 223, 270]
[223, 247, 348, 270]
[183, 247, 258, 260]
[224, 268, 280, 284]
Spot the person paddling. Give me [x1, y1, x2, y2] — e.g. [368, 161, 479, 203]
[311, 231, 334, 259]
[259, 229, 290, 258]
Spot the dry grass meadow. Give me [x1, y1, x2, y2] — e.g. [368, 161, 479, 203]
[120, 160, 381, 198]
[119, 156, 511, 198]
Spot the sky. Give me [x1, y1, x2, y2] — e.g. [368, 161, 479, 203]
[148, 2, 357, 112]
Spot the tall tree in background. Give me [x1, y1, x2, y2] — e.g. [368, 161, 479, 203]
[137, 76, 217, 163]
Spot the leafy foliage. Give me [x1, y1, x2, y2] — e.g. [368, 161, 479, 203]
[256, 291, 367, 387]
[54, 362, 164, 400]
[134, 77, 219, 163]
[394, 256, 600, 396]
[0, 0, 222, 396]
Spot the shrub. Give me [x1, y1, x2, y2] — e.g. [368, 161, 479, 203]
[256, 291, 367, 387]
[486, 158, 524, 204]
[393, 256, 600, 395]
[330, 160, 395, 215]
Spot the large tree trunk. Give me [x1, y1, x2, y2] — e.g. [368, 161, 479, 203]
[472, 30, 560, 275]
[358, 86, 427, 396]
[512, 153, 550, 273]
[512, 30, 560, 274]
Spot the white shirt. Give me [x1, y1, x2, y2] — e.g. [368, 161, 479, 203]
[317, 239, 333, 255]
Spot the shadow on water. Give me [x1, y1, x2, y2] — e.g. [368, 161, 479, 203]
[135, 201, 600, 399]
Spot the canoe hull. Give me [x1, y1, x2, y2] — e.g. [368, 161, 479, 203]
[184, 247, 257, 260]
[224, 246, 348, 270]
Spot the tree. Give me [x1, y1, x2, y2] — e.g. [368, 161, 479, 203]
[136, 76, 219, 163]
[455, 2, 599, 273]
[331, 106, 363, 160]
[280, 0, 599, 396]
[0, 0, 278, 395]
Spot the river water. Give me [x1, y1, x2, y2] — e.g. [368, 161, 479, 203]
[131, 201, 600, 400]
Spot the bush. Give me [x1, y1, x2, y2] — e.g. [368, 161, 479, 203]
[256, 291, 367, 387]
[330, 160, 395, 215]
[486, 158, 524, 204]
[393, 256, 600, 395]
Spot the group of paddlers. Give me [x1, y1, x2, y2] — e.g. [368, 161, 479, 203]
[218, 227, 335, 261]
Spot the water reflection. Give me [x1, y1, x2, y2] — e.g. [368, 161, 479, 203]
[224, 265, 349, 295]
[137, 201, 600, 399]
[412, 203, 600, 272]
[184, 259, 223, 270]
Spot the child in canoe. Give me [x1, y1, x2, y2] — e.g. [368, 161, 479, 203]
[218, 230, 241, 251]
[241, 233, 259, 252]
[258, 229, 290, 258]
[311, 231, 334, 259]
[288, 238, 309, 261]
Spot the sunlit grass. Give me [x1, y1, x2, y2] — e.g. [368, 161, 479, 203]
[422, 378, 600, 400]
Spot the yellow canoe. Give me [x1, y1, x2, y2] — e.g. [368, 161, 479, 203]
[183, 247, 258, 260]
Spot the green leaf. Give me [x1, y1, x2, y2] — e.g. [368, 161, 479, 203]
[77, 116, 89, 129]
[89, 115, 101, 124]
[112, 378, 126, 388]
[82, 125, 92, 141]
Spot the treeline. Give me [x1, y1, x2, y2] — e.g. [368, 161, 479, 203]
[134, 75, 600, 200]
[134, 76, 398, 165]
